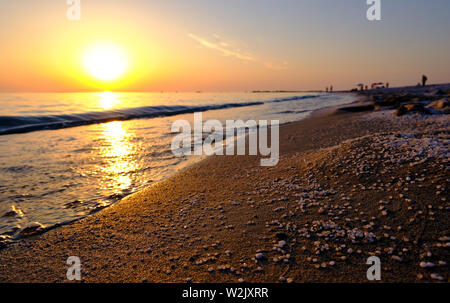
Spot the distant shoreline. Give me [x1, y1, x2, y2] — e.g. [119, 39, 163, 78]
[252, 83, 450, 94]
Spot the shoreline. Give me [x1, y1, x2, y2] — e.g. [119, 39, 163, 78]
[0, 92, 358, 243]
[0, 85, 448, 282]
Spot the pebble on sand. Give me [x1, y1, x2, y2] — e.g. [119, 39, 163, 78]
[419, 262, 435, 268]
[18, 222, 45, 237]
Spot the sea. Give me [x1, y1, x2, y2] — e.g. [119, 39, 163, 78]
[0, 91, 358, 241]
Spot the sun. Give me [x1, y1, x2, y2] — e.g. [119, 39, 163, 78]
[82, 43, 128, 81]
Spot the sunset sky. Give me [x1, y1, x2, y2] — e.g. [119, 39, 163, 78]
[1, 0, 449, 92]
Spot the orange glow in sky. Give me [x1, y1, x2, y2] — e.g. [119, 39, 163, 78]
[0, 1, 449, 92]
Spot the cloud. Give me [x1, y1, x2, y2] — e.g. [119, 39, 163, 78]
[188, 33, 288, 71]
[188, 33, 256, 62]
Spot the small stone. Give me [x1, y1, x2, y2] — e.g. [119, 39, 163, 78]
[277, 240, 287, 248]
[420, 262, 435, 268]
[255, 253, 264, 260]
[18, 222, 46, 237]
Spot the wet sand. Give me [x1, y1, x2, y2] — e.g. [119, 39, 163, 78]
[0, 86, 448, 282]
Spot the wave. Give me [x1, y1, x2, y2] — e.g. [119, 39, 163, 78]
[0, 94, 318, 135]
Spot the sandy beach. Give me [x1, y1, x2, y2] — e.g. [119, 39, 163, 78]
[0, 85, 448, 283]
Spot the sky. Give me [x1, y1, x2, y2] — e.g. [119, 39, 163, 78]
[0, 0, 449, 92]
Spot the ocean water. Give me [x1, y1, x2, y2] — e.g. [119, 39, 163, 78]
[0, 92, 358, 241]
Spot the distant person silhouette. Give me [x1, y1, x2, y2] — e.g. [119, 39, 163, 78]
[325, 87, 328, 92]
[386, 82, 389, 88]
[422, 75, 428, 86]
[330, 86, 333, 92]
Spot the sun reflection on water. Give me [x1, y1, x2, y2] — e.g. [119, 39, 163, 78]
[99, 121, 138, 192]
[98, 91, 120, 109]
